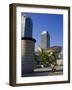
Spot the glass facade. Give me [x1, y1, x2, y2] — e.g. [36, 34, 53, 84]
[21, 16, 33, 38]
[41, 31, 50, 49]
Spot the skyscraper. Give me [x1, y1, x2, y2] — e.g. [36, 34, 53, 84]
[21, 15, 33, 38]
[41, 31, 50, 49]
[21, 15, 36, 75]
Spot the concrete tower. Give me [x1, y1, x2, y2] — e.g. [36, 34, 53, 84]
[41, 31, 50, 49]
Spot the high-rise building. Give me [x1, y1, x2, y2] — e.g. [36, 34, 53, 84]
[41, 31, 50, 49]
[21, 15, 33, 38]
[21, 15, 36, 75]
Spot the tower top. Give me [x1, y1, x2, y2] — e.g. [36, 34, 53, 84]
[22, 15, 31, 19]
[41, 30, 48, 35]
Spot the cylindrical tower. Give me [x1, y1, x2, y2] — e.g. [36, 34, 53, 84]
[21, 38, 36, 75]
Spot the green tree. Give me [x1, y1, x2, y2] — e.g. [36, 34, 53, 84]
[38, 47, 47, 65]
[38, 47, 57, 68]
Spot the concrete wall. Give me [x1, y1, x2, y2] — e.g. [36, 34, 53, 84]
[21, 39, 35, 75]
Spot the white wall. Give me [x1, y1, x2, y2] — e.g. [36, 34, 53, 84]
[0, 0, 72, 90]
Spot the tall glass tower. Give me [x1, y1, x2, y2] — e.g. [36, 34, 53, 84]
[41, 31, 50, 49]
[21, 15, 33, 38]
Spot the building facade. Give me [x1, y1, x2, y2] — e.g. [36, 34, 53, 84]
[21, 15, 36, 75]
[21, 38, 36, 75]
[41, 31, 50, 49]
[21, 15, 33, 38]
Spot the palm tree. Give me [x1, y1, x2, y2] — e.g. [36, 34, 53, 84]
[47, 52, 57, 71]
[38, 47, 47, 65]
[37, 47, 57, 71]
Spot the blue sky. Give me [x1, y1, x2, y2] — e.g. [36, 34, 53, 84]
[22, 12, 63, 51]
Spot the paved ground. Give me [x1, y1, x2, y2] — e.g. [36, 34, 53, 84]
[22, 66, 63, 77]
[34, 65, 63, 72]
